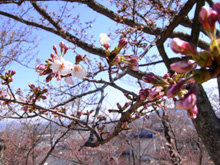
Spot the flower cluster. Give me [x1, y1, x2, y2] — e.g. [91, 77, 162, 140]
[141, 3, 220, 119]
[1, 70, 16, 85]
[35, 42, 87, 85]
[199, 4, 219, 39]
[99, 33, 139, 71]
[170, 3, 220, 84]
[140, 72, 197, 119]
[20, 84, 49, 113]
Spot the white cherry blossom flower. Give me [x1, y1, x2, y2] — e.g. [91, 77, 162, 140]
[71, 64, 87, 79]
[50, 56, 73, 76]
[99, 33, 110, 49]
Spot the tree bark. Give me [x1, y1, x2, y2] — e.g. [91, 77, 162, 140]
[193, 85, 220, 164]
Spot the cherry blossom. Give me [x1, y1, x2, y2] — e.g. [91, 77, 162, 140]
[99, 33, 110, 49]
[71, 64, 87, 79]
[50, 56, 73, 76]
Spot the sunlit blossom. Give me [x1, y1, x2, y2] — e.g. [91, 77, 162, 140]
[50, 56, 73, 76]
[71, 64, 87, 79]
[99, 33, 110, 49]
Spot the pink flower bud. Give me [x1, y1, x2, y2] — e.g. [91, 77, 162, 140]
[50, 52, 56, 59]
[213, 3, 220, 23]
[170, 38, 183, 53]
[46, 75, 52, 83]
[35, 64, 47, 75]
[124, 102, 132, 108]
[77, 111, 82, 116]
[170, 60, 196, 74]
[59, 41, 65, 48]
[75, 54, 83, 64]
[121, 55, 139, 71]
[167, 78, 185, 98]
[183, 85, 197, 109]
[1, 80, 5, 85]
[148, 86, 164, 101]
[183, 90, 197, 109]
[59, 41, 65, 54]
[53, 45, 58, 54]
[207, 10, 218, 32]
[118, 38, 128, 48]
[163, 73, 171, 79]
[187, 105, 198, 119]
[8, 77, 13, 83]
[64, 44, 69, 54]
[28, 83, 35, 89]
[11, 70, 16, 76]
[139, 88, 149, 101]
[199, 6, 217, 36]
[199, 6, 210, 23]
[175, 85, 197, 110]
[42, 88, 48, 93]
[171, 38, 197, 56]
[142, 72, 161, 84]
[114, 55, 121, 63]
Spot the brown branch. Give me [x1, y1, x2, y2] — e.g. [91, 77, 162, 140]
[67, 0, 209, 49]
[157, 0, 199, 46]
[156, 0, 199, 70]
[156, 44, 171, 70]
[31, 1, 61, 30]
[206, 0, 214, 7]
[190, 1, 205, 45]
[84, 99, 143, 147]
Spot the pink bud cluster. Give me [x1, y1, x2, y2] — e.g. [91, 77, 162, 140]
[174, 85, 198, 119]
[160, 3, 220, 119]
[120, 55, 139, 71]
[170, 3, 220, 84]
[0, 88, 10, 106]
[1, 70, 16, 85]
[20, 84, 48, 113]
[140, 72, 198, 119]
[199, 4, 219, 38]
[53, 41, 69, 56]
[28, 83, 48, 102]
[99, 34, 140, 71]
